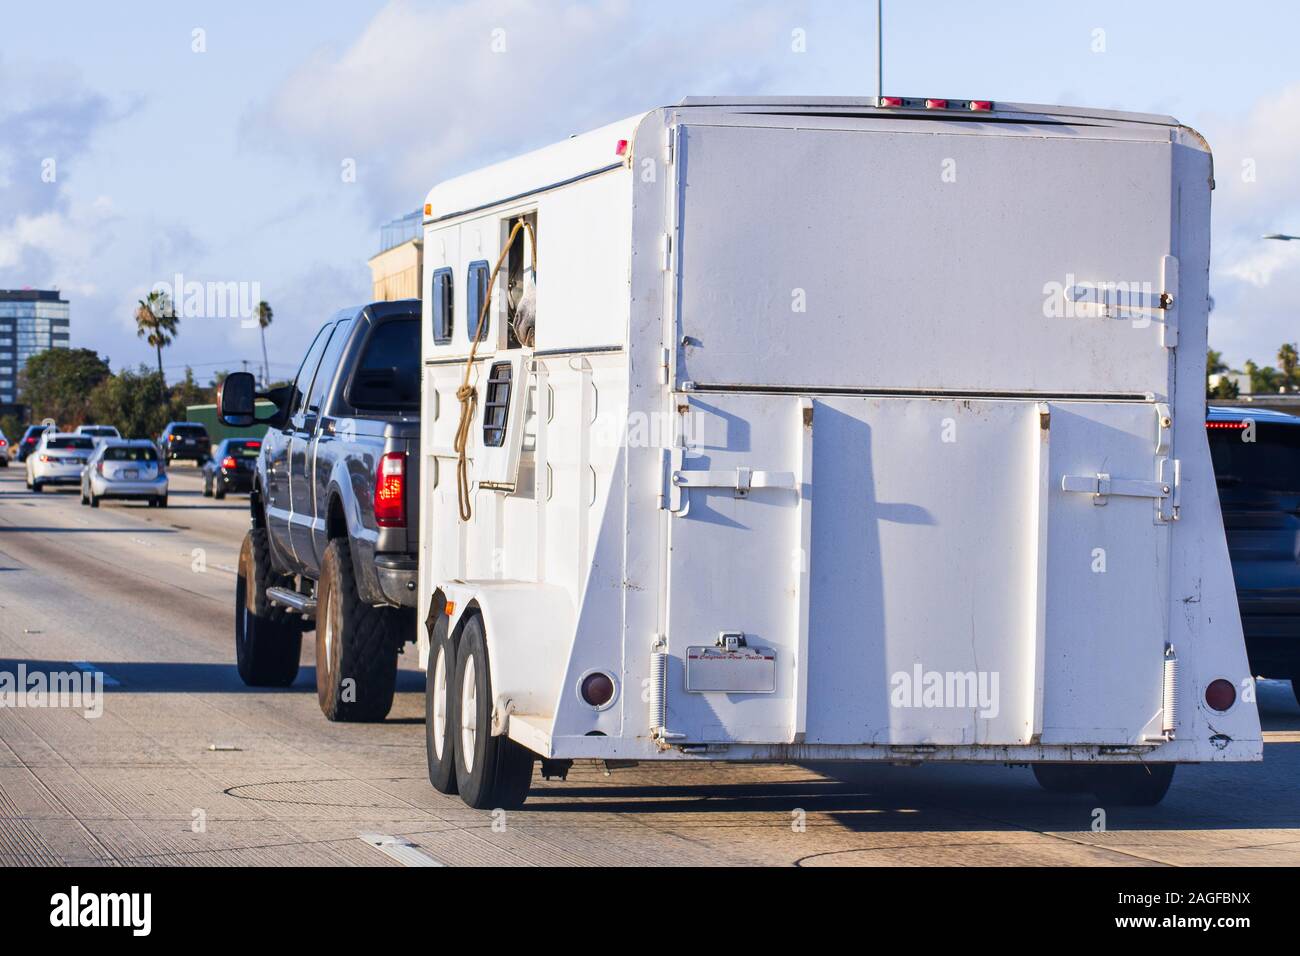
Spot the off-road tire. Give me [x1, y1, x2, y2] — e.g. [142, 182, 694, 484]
[234, 527, 303, 686]
[315, 538, 402, 722]
[1032, 764, 1091, 793]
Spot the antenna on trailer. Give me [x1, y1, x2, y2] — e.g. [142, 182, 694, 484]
[876, 0, 884, 106]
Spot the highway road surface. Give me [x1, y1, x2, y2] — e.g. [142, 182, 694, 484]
[1, 463, 1299, 866]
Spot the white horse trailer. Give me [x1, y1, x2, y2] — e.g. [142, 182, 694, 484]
[418, 97, 1261, 809]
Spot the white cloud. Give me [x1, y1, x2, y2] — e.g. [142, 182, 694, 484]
[1203, 83, 1300, 367]
[244, 0, 797, 216]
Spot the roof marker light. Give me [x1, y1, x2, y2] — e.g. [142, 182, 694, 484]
[615, 139, 629, 157]
[925, 98, 949, 109]
[968, 100, 993, 111]
[878, 96, 904, 108]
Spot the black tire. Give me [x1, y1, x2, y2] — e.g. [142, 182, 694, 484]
[1291, 672, 1300, 708]
[425, 614, 459, 795]
[89, 492, 99, 508]
[234, 527, 303, 687]
[31, 481, 42, 494]
[158, 495, 168, 508]
[315, 538, 402, 722]
[79, 487, 87, 505]
[1032, 764, 1091, 793]
[1089, 764, 1176, 806]
[453, 616, 535, 809]
[202, 476, 212, 497]
[214, 483, 226, 500]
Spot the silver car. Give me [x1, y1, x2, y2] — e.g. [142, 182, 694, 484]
[81, 439, 168, 508]
[26, 432, 95, 492]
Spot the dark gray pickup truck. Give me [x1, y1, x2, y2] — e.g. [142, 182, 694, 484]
[218, 300, 420, 722]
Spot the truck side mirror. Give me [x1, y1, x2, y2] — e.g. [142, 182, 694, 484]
[218, 372, 257, 427]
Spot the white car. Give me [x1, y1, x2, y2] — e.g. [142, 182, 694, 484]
[81, 439, 168, 508]
[75, 424, 122, 445]
[26, 432, 96, 492]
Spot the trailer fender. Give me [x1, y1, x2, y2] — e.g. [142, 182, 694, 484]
[431, 582, 574, 737]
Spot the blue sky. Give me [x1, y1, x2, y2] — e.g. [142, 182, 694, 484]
[1, 0, 1297, 379]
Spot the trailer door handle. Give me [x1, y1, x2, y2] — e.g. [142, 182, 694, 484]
[671, 468, 797, 497]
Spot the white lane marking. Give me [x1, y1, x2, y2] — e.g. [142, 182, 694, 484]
[358, 833, 446, 867]
[73, 661, 121, 687]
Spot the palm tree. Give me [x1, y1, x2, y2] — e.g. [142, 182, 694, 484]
[135, 291, 179, 404]
[255, 301, 273, 388]
[1279, 342, 1299, 393]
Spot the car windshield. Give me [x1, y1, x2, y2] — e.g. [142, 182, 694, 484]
[48, 437, 94, 450]
[1209, 420, 1300, 496]
[105, 446, 158, 462]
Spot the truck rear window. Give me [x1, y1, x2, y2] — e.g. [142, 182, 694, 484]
[350, 319, 420, 410]
[1209, 421, 1300, 495]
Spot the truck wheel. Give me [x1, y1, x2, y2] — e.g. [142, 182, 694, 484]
[1032, 764, 1091, 793]
[425, 615, 459, 794]
[1089, 764, 1175, 806]
[453, 616, 535, 809]
[234, 527, 303, 687]
[315, 538, 401, 722]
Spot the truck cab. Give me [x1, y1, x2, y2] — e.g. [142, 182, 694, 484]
[221, 299, 421, 723]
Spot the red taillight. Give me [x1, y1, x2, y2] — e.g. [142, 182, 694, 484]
[39, 454, 51, 462]
[1205, 679, 1237, 712]
[925, 98, 949, 109]
[374, 452, 406, 528]
[968, 100, 993, 111]
[580, 672, 616, 708]
[96, 462, 104, 476]
[614, 139, 629, 157]
[878, 95, 904, 108]
[221, 456, 238, 470]
[0, 439, 6, 447]
[1206, 420, 1247, 429]
[248, 441, 261, 449]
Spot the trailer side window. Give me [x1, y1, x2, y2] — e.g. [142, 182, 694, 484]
[482, 361, 512, 447]
[467, 260, 490, 343]
[431, 267, 453, 345]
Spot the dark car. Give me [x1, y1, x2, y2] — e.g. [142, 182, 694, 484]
[159, 421, 211, 463]
[1207, 405, 1300, 704]
[15, 424, 50, 463]
[202, 437, 261, 498]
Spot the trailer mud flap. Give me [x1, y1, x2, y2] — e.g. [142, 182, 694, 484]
[662, 394, 1172, 748]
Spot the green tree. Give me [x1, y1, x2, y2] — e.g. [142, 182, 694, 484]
[1279, 343, 1299, 392]
[255, 300, 273, 388]
[135, 291, 179, 404]
[1244, 360, 1281, 394]
[17, 347, 112, 428]
[1207, 348, 1229, 377]
[89, 365, 172, 440]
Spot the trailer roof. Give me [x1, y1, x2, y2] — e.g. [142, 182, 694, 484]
[422, 98, 1187, 224]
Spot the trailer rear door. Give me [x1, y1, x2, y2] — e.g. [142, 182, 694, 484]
[672, 121, 1175, 399]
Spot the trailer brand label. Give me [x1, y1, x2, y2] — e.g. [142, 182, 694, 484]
[890, 664, 1000, 719]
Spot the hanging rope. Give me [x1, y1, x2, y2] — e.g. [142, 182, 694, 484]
[455, 218, 537, 522]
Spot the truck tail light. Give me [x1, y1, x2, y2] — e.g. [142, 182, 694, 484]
[968, 100, 993, 111]
[924, 98, 949, 109]
[1205, 679, 1236, 712]
[878, 96, 904, 108]
[374, 452, 406, 528]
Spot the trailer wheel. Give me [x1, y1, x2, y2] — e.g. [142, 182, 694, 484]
[1089, 764, 1175, 806]
[453, 616, 535, 809]
[424, 615, 459, 795]
[315, 538, 401, 722]
[1031, 764, 1091, 793]
[235, 527, 303, 686]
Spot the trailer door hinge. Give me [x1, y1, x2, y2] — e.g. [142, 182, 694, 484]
[1160, 254, 1179, 348]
